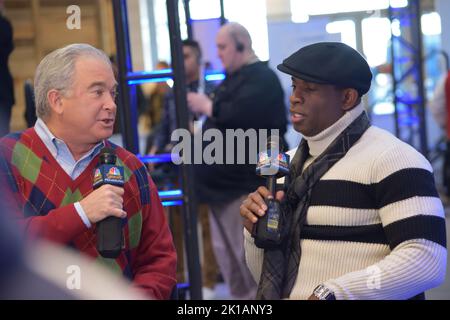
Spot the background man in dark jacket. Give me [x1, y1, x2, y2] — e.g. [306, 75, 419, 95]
[149, 39, 220, 298]
[187, 22, 287, 299]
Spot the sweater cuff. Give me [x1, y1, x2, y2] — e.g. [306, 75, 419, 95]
[244, 227, 254, 243]
[243, 228, 264, 284]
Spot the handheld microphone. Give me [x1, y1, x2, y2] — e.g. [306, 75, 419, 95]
[94, 147, 125, 258]
[253, 135, 289, 249]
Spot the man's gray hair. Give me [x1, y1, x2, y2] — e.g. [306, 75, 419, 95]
[224, 22, 254, 53]
[34, 43, 112, 119]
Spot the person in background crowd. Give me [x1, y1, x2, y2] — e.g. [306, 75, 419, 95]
[429, 70, 450, 196]
[0, 0, 15, 137]
[187, 22, 287, 299]
[149, 39, 219, 299]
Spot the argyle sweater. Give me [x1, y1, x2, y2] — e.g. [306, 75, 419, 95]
[245, 106, 447, 300]
[0, 128, 177, 299]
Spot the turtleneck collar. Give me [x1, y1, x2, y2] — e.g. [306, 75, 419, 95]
[302, 104, 366, 157]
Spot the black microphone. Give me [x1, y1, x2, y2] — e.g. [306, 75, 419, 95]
[253, 135, 290, 249]
[94, 147, 125, 258]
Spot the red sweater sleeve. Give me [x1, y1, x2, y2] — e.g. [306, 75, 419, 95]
[131, 177, 177, 299]
[17, 204, 88, 244]
[2, 164, 88, 244]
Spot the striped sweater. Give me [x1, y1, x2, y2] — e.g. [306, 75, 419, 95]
[0, 128, 177, 299]
[245, 105, 447, 300]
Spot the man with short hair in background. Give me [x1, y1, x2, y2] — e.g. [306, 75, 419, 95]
[187, 22, 287, 299]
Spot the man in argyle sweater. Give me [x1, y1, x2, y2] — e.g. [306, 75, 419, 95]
[0, 44, 176, 299]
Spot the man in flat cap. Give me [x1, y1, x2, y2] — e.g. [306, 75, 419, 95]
[240, 42, 447, 300]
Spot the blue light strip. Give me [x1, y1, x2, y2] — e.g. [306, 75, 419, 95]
[205, 73, 226, 81]
[126, 69, 173, 86]
[177, 282, 190, 290]
[132, 69, 172, 76]
[158, 189, 183, 198]
[204, 70, 226, 79]
[128, 77, 172, 85]
[162, 200, 183, 207]
[126, 68, 226, 85]
[138, 153, 175, 164]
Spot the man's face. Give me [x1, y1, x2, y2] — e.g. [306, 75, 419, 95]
[289, 77, 345, 136]
[58, 57, 117, 145]
[183, 45, 199, 80]
[216, 30, 240, 73]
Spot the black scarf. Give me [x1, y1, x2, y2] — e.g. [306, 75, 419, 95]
[256, 111, 370, 299]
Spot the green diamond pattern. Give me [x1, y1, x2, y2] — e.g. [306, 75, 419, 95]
[12, 142, 42, 184]
[61, 188, 83, 206]
[116, 158, 131, 183]
[128, 210, 142, 249]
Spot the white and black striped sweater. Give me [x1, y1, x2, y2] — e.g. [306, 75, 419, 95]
[244, 105, 447, 300]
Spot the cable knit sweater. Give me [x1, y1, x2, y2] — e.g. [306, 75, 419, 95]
[245, 105, 447, 300]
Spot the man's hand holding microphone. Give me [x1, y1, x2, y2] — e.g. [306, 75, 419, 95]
[240, 186, 284, 233]
[79, 184, 126, 224]
[240, 186, 284, 234]
[80, 147, 126, 258]
[240, 134, 289, 249]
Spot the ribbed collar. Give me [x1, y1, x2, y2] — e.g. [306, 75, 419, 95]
[302, 104, 365, 157]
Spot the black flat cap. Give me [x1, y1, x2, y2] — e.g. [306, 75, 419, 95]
[277, 42, 372, 96]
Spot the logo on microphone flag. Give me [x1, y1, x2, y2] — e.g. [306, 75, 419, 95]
[257, 152, 269, 165]
[106, 166, 123, 182]
[108, 167, 120, 176]
[93, 168, 102, 185]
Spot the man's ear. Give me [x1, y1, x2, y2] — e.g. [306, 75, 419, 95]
[341, 88, 360, 111]
[47, 89, 64, 115]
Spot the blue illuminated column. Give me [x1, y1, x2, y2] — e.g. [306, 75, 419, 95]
[389, 0, 428, 157]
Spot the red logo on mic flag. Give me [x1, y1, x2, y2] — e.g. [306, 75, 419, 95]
[106, 166, 123, 181]
[93, 168, 102, 185]
[108, 167, 120, 176]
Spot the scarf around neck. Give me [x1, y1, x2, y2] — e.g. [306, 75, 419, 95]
[256, 111, 370, 299]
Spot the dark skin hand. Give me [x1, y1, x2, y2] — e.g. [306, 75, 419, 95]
[239, 186, 285, 233]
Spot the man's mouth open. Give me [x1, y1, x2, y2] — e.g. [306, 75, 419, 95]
[290, 111, 305, 123]
[100, 119, 114, 126]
